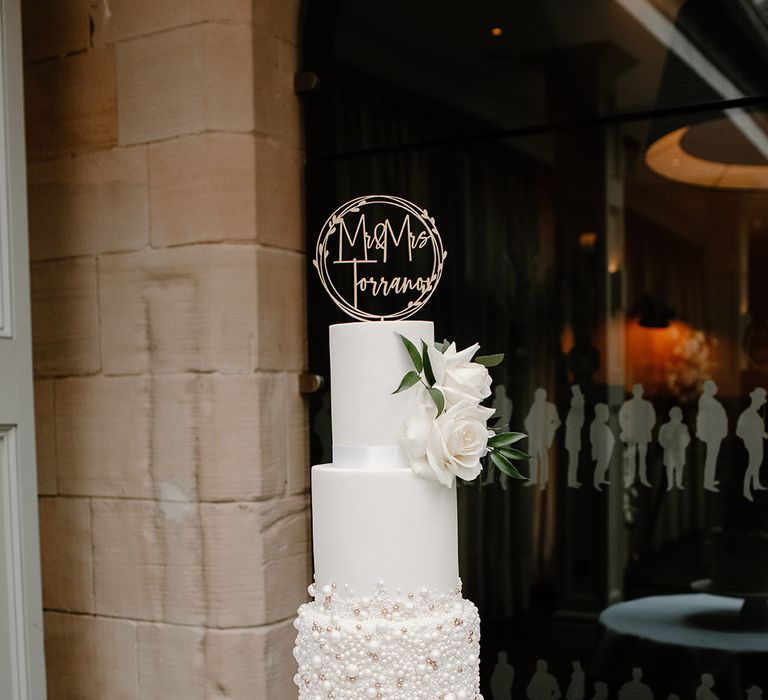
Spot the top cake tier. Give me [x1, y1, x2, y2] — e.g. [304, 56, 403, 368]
[330, 320, 434, 467]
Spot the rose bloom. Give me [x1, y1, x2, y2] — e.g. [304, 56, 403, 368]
[428, 342, 492, 407]
[403, 389, 494, 487]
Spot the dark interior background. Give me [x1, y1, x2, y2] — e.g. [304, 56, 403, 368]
[300, 1, 768, 696]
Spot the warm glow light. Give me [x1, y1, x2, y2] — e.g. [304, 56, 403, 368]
[490, 26, 503, 36]
[625, 318, 716, 400]
[579, 232, 598, 248]
[560, 324, 575, 357]
[646, 126, 768, 190]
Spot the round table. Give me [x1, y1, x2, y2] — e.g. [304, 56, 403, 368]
[591, 594, 768, 698]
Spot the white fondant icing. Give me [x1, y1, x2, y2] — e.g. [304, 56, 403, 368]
[312, 465, 459, 599]
[330, 320, 434, 465]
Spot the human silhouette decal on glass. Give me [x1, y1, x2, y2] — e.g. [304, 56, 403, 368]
[695, 673, 718, 700]
[590, 403, 615, 491]
[619, 384, 656, 487]
[590, 682, 608, 700]
[490, 650, 515, 699]
[746, 686, 763, 700]
[566, 660, 585, 700]
[483, 385, 514, 490]
[658, 406, 690, 491]
[524, 389, 561, 491]
[696, 380, 727, 492]
[736, 387, 768, 502]
[618, 667, 653, 700]
[565, 386, 585, 489]
[526, 659, 562, 699]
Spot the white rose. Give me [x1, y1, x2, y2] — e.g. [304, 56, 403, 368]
[402, 390, 494, 487]
[428, 342, 492, 407]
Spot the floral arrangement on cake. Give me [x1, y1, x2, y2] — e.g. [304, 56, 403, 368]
[393, 334, 528, 487]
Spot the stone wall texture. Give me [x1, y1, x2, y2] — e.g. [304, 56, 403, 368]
[22, 1, 309, 697]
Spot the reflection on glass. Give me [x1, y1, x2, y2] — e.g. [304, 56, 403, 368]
[303, 0, 768, 695]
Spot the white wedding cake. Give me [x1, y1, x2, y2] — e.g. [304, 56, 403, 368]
[293, 320, 483, 699]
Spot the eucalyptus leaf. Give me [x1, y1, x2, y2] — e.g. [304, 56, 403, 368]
[397, 333, 423, 373]
[488, 431, 526, 448]
[475, 353, 505, 368]
[392, 371, 421, 394]
[498, 447, 530, 461]
[489, 451, 526, 480]
[427, 387, 445, 415]
[434, 340, 449, 353]
[422, 341, 436, 386]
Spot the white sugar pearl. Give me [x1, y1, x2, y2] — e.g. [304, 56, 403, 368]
[430, 649, 442, 660]
[345, 663, 359, 677]
[321, 584, 332, 596]
[311, 655, 322, 668]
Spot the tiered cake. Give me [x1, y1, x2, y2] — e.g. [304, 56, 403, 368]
[293, 320, 482, 699]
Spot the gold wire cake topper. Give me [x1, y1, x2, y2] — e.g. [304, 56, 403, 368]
[313, 195, 447, 321]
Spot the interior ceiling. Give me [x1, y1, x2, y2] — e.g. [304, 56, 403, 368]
[333, 0, 768, 137]
[334, 0, 692, 133]
[328, 0, 768, 245]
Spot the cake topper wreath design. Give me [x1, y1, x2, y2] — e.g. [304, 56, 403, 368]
[313, 195, 447, 321]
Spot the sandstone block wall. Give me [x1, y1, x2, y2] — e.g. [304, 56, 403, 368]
[22, 1, 309, 697]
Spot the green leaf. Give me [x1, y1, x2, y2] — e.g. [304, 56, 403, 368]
[489, 451, 527, 480]
[488, 432, 526, 448]
[475, 353, 505, 368]
[427, 387, 445, 415]
[397, 333, 423, 373]
[434, 340, 449, 353]
[422, 341, 436, 386]
[392, 371, 421, 394]
[498, 447, 530, 461]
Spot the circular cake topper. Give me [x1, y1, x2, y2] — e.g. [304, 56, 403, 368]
[313, 195, 447, 321]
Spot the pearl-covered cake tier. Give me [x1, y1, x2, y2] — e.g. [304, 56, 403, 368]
[294, 321, 482, 698]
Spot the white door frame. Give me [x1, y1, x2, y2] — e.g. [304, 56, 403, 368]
[0, 0, 47, 697]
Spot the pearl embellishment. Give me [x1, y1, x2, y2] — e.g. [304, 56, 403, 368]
[293, 579, 481, 698]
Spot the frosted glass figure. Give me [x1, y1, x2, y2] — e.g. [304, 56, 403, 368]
[590, 403, 615, 492]
[565, 386, 585, 489]
[697, 380, 727, 492]
[658, 407, 690, 491]
[566, 660, 585, 700]
[524, 389, 561, 491]
[737, 388, 768, 502]
[618, 667, 653, 700]
[746, 686, 763, 700]
[490, 651, 515, 700]
[483, 385, 514, 490]
[526, 659, 562, 700]
[695, 673, 718, 700]
[590, 682, 608, 700]
[619, 384, 656, 487]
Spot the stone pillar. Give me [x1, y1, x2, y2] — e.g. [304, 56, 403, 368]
[22, 1, 309, 697]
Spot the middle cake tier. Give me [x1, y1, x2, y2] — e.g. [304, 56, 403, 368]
[312, 464, 459, 599]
